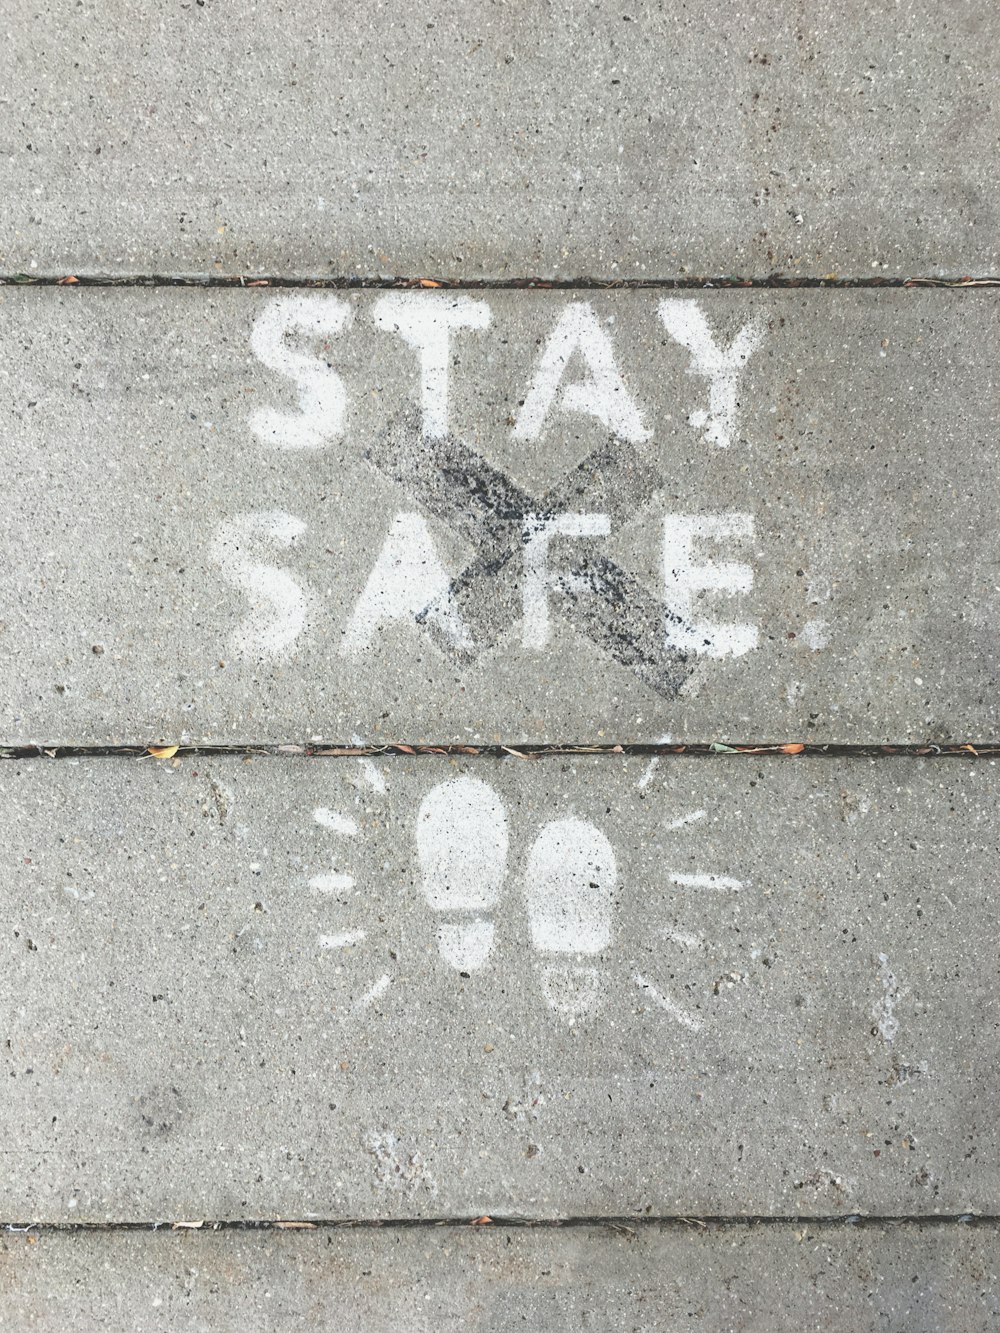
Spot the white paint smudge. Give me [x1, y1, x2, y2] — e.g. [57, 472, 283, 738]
[353, 974, 392, 1013]
[309, 871, 355, 895]
[437, 918, 496, 972]
[802, 619, 831, 651]
[633, 972, 702, 1032]
[63, 885, 95, 902]
[352, 741, 388, 796]
[310, 808, 358, 895]
[873, 953, 900, 1043]
[636, 734, 673, 790]
[660, 928, 705, 950]
[665, 809, 706, 831]
[318, 930, 366, 949]
[669, 872, 744, 891]
[314, 808, 359, 837]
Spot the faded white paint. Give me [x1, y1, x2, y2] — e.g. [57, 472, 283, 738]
[663, 513, 758, 657]
[314, 808, 359, 837]
[525, 817, 616, 1018]
[416, 775, 509, 972]
[658, 300, 764, 448]
[636, 735, 673, 790]
[372, 294, 491, 437]
[660, 928, 706, 950]
[319, 929, 366, 949]
[633, 971, 702, 1032]
[873, 952, 900, 1043]
[665, 809, 707, 831]
[669, 872, 744, 891]
[512, 302, 650, 443]
[309, 870, 355, 895]
[353, 974, 392, 1013]
[250, 295, 351, 449]
[340, 513, 471, 656]
[211, 512, 308, 656]
[437, 918, 496, 973]
[521, 512, 611, 648]
[802, 618, 831, 651]
[353, 744, 389, 796]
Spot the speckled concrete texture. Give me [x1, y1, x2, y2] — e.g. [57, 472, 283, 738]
[1, 755, 997, 1221]
[2, 1222, 998, 1331]
[1, 1, 996, 278]
[1, 288, 996, 745]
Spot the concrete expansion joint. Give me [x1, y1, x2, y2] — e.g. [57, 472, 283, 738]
[0, 274, 997, 291]
[3, 742, 1000, 760]
[3, 1214, 997, 1236]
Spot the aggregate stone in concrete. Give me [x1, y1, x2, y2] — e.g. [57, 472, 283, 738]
[1, 1223, 998, 1331]
[1, 755, 998, 1221]
[1, 287, 998, 745]
[1, 1, 996, 278]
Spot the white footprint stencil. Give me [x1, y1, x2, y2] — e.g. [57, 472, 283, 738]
[312, 765, 740, 1027]
[417, 781, 616, 1015]
[416, 776, 509, 972]
[523, 818, 617, 1020]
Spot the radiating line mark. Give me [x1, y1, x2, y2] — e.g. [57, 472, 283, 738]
[632, 972, 702, 1032]
[660, 928, 705, 950]
[636, 735, 673, 790]
[669, 872, 744, 891]
[665, 809, 707, 831]
[309, 871, 356, 894]
[353, 974, 392, 1012]
[314, 807, 359, 836]
[318, 930, 367, 949]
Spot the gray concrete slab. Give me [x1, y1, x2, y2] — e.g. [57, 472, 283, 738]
[1, 287, 997, 745]
[1, 754, 998, 1221]
[1, 1, 995, 279]
[2, 1222, 998, 1331]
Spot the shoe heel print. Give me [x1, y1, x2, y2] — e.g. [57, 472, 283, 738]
[524, 817, 617, 1019]
[416, 775, 509, 972]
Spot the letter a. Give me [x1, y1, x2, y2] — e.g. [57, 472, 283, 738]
[340, 513, 472, 655]
[512, 302, 650, 442]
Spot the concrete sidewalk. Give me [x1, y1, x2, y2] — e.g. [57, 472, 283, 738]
[2, 1222, 998, 1331]
[2, 0, 998, 1326]
[1, 1, 995, 279]
[2, 287, 996, 745]
[1, 755, 997, 1222]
